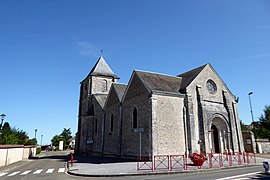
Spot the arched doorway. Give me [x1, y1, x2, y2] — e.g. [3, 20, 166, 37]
[211, 125, 220, 153]
[209, 115, 230, 154]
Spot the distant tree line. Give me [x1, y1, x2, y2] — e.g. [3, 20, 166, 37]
[0, 122, 37, 145]
[241, 105, 270, 140]
[51, 128, 72, 150]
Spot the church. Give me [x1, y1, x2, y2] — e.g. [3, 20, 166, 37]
[75, 57, 244, 158]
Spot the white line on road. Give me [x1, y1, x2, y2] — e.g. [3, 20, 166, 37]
[21, 170, 32, 175]
[33, 169, 43, 174]
[58, 168, 65, 173]
[46, 169, 54, 173]
[8, 171, 20, 176]
[216, 171, 260, 180]
[0, 172, 8, 177]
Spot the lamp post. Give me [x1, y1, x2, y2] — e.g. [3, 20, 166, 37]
[248, 92, 254, 124]
[248, 92, 257, 153]
[35, 129, 37, 139]
[40, 135, 43, 146]
[0, 114, 6, 135]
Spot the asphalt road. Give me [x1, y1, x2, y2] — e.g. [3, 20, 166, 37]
[118, 166, 269, 180]
[0, 151, 269, 180]
[0, 151, 73, 180]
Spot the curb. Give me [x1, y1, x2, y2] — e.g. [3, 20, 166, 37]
[67, 164, 258, 177]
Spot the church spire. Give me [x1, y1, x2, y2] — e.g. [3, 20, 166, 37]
[88, 56, 119, 79]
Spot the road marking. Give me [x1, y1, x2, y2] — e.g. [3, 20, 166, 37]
[0, 172, 8, 177]
[58, 168, 65, 172]
[33, 169, 43, 174]
[46, 168, 54, 173]
[21, 170, 32, 175]
[8, 171, 20, 176]
[216, 171, 260, 180]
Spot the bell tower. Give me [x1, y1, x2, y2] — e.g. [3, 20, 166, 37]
[81, 56, 119, 96]
[76, 56, 119, 155]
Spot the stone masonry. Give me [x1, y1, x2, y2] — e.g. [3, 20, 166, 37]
[76, 57, 245, 158]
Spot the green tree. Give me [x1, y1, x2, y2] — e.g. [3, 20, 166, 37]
[13, 128, 28, 144]
[1, 122, 12, 135]
[259, 105, 270, 129]
[60, 128, 72, 149]
[24, 138, 37, 145]
[251, 105, 270, 140]
[0, 122, 30, 145]
[240, 120, 249, 131]
[51, 128, 72, 149]
[51, 135, 64, 147]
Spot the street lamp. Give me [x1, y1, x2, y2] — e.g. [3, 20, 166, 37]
[0, 114, 6, 134]
[248, 92, 254, 124]
[35, 129, 37, 139]
[41, 135, 43, 146]
[248, 92, 257, 153]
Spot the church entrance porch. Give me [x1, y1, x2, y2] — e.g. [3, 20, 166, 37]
[208, 115, 230, 154]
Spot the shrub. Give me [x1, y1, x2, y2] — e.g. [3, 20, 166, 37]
[36, 147, 41, 155]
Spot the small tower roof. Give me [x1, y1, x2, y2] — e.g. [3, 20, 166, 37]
[81, 56, 119, 83]
[89, 56, 119, 79]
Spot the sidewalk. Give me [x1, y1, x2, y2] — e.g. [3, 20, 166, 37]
[67, 154, 270, 177]
[68, 156, 139, 177]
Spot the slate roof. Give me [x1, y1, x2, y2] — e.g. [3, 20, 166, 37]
[177, 64, 208, 91]
[135, 70, 182, 94]
[93, 94, 108, 109]
[113, 83, 127, 101]
[82, 57, 119, 82]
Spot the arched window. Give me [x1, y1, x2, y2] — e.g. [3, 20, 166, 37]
[132, 107, 138, 129]
[102, 80, 107, 92]
[110, 114, 114, 132]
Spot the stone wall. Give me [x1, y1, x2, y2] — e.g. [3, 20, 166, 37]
[121, 74, 152, 158]
[185, 65, 244, 153]
[91, 97, 105, 155]
[103, 87, 121, 156]
[242, 131, 256, 153]
[91, 76, 115, 95]
[152, 94, 185, 155]
[0, 145, 36, 167]
[256, 139, 270, 153]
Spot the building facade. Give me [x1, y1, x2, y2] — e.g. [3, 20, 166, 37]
[76, 57, 244, 158]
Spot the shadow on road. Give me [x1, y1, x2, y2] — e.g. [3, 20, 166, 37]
[252, 173, 270, 179]
[31, 153, 69, 162]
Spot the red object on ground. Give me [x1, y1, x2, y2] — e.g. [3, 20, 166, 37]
[70, 153, 74, 167]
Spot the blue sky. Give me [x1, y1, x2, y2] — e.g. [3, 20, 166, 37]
[0, 0, 269, 145]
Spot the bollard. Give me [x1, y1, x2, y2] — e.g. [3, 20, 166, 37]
[263, 161, 269, 174]
[70, 152, 74, 167]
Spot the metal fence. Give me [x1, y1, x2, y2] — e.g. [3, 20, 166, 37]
[137, 152, 256, 172]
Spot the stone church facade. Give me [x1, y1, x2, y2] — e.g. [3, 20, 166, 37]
[76, 57, 244, 158]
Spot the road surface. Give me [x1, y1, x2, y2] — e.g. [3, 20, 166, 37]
[0, 151, 269, 180]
